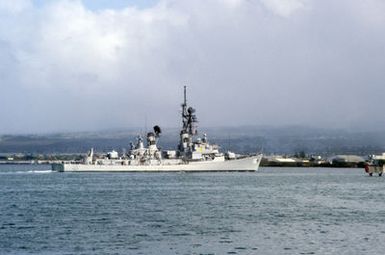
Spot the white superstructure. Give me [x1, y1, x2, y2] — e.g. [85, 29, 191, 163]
[52, 87, 262, 172]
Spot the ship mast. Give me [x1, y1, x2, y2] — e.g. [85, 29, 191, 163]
[179, 86, 198, 153]
[182, 86, 187, 131]
[181, 86, 197, 135]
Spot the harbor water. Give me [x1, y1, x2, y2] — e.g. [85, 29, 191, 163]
[1, 165, 385, 254]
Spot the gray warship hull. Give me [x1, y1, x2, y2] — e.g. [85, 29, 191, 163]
[52, 154, 262, 172]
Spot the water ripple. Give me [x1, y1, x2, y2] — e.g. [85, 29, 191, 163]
[1, 166, 385, 254]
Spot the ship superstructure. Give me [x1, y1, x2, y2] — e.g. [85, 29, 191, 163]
[52, 87, 262, 172]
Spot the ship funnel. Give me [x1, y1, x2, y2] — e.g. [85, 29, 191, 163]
[147, 132, 156, 146]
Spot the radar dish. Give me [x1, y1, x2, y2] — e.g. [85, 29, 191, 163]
[153, 125, 162, 137]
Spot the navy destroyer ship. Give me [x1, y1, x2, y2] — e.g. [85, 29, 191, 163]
[52, 87, 262, 172]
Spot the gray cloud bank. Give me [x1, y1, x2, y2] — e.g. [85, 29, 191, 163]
[0, 0, 384, 134]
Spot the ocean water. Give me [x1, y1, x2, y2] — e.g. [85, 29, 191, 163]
[0, 165, 384, 255]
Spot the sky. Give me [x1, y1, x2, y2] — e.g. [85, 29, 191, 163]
[0, 0, 384, 134]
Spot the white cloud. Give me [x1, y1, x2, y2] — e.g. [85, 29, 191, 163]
[17, 0, 187, 90]
[0, 0, 32, 13]
[350, 0, 385, 26]
[260, 0, 307, 17]
[0, 0, 384, 133]
[221, 0, 243, 8]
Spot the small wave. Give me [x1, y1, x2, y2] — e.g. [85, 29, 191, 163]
[26, 170, 53, 174]
[3, 170, 52, 174]
[0, 170, 52, 174]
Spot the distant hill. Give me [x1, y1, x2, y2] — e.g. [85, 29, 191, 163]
[0, 126, 384, 156]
